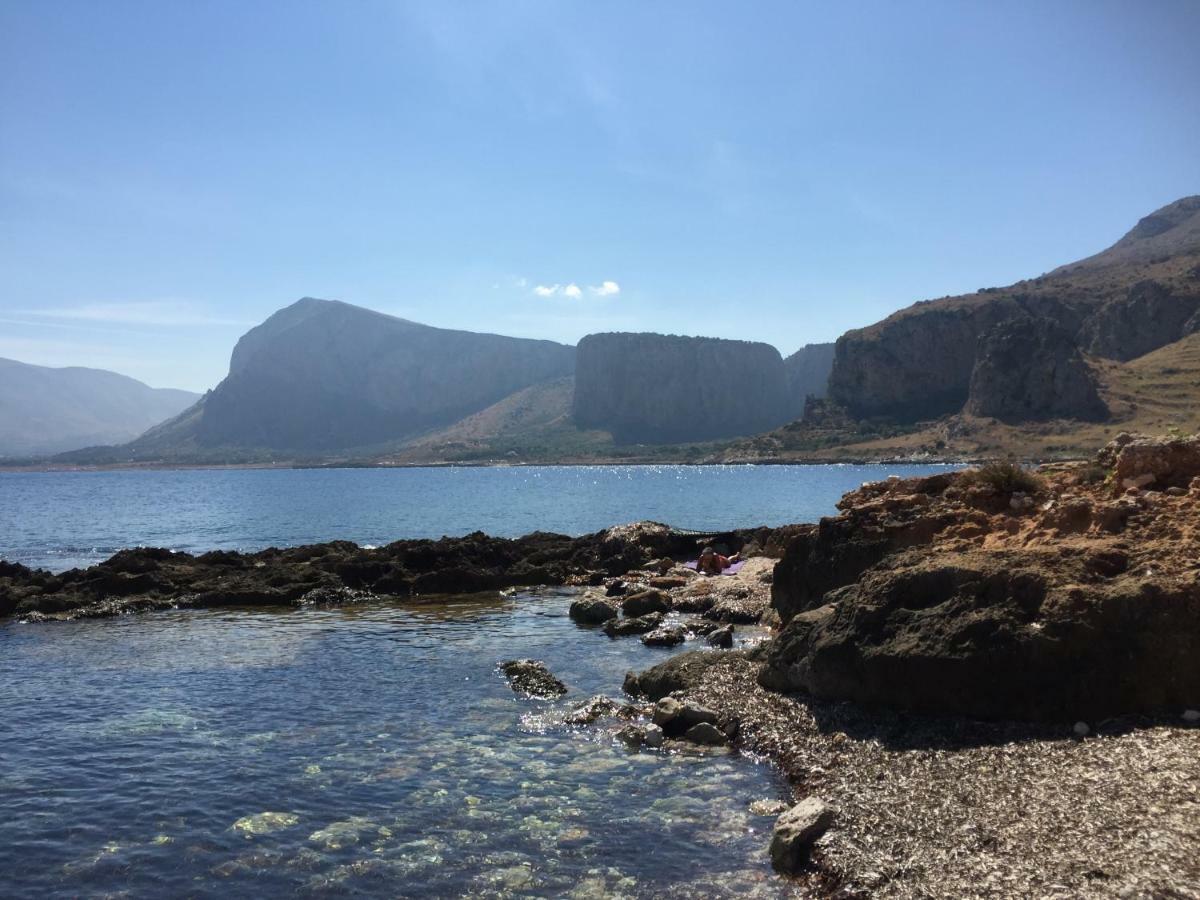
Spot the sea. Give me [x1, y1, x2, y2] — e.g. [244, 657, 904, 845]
[0, 464, 953, 897]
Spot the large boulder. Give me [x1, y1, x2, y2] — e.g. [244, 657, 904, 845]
[964, 316, 1108, 423]
[1105, 433, 1200, 492]
[572, 332, 792, 443]
[500, 659, 567, 698]
[761, 548, 1200, 721]
[769, 798, 836, 874]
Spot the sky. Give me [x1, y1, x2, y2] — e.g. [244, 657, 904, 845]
[2, 1, 1198, 392]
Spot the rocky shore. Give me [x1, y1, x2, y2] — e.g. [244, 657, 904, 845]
[5, 432, 1198, 896]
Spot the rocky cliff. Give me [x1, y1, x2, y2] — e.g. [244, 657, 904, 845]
[828, 196, 1200, 422]
[783, 342, 835, 417]
[572, 332, 792, 443]
[964, 316, 1108, 422]
[111, 298, 576, 454]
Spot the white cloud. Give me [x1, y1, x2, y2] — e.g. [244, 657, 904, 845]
[15, 300, 252, 328]
[530, 280, 620, 299]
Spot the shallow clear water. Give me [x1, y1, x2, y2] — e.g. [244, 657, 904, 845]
[0, 464, 954, 571]
[1, 592, 790, 898]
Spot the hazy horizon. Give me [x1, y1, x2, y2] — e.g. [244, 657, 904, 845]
[3, 0, 1198, 392]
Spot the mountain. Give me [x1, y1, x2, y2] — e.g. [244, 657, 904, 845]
[828, 196, 1200, 422]
[0, 358, 198, 457]
[572, 332, 792, 443]
[112, 298, 577, 456]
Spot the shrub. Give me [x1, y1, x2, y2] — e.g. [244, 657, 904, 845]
[961, 460, 1044, 494]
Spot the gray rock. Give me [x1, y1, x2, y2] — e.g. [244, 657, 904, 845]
[769, 798, 836, 874]
[652, 697, 719, 737]
[641, 624, 686, 647]
[603, 611, 664, 638]
[683, 722, 727, 746]
[707, 624, 735, 648]
[615, 723, 665, 750]
[621, 589, 670, 617]
[499, 659, 567, 698]
[569, 594, 619, 625]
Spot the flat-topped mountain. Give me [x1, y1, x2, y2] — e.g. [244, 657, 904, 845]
[119, 298, 576, 455]
[828, 196, 1200, 421]
[573, 332, 792, 443]
[0, 358, 198, 457]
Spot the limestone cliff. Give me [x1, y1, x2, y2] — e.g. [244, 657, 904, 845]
[572, 332, 792, 443]
[828, 196, 1200, 422]
[964, 317, 1107, 423]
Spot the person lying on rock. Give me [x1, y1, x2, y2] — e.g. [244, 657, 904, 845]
[697, 546, 740, 576]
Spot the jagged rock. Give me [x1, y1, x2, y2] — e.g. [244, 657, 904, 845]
[604, 579, 629, 597]
[641, 624, 687, 647]
[292, 586, 377, 607]
[707, 625, 735, 648]
[603, 612, 664, 638]
[964, 316, 1107, 423]
[568, 593, 619, 625]
[572, 332, 793, 443]
[621, 589, 670, 617]
[769, 798, 836, 874]
[615, 723, 664, 749]
[624, 650, 744, 701]
[563, 695, 641, 725]
[499, 660, 567, 698]
[651, 697, 720, 737]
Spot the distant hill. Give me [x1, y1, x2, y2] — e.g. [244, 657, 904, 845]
[828, 195, 1200, 421]
[783, 342, 835, 417]
[80, 298, 577, 459]
[0, 358, 198, 457]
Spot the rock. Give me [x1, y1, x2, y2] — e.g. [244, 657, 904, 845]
[569, 594, 618, 625]
[784, 342, 836, 418]
[572, 332, 793, 443]
[1080, 279, 1200, 361]
[652, 697, 719, 737]
[1073, 721, 1090, 737]
[1166, 486, 1187, 497]
[603, 612, 664, 638]
[604, 579, 629, 597]
[1182, 709, 1200, 723]
[1107, 433, 1200, 492]
[707, 625, 735, 648]
[564, 695, 633, 725]
[621, 589, 670, 617]
[614, 723, 664, 749]
[624, 649, 741, 700]
[641, 624, 687, 647]
[682, 722, 728, 746]
[964, 316, 1108, 423]
[648, 575, 688, 590]
[292, 586, 376, 607]
[500, 660, 567, 698]
[769, 798, 836, 874]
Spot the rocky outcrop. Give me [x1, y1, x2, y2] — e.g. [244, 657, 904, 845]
[500, 659, 567, 698]
[112, 298, 576, 455]
[1078, 280, 1200, 361]
[827, 196, 1200, 423]
[783, 343, 835, 417]
[572, 332, 792, 443]
[0, 521, 760, 622]
[964, 317, 1108, 422]
[761, 442, 1200, 720]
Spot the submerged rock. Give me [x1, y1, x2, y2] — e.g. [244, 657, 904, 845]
[500, 660, 567, 698]
[232, 812, 300, 836]
[769, 798, 836, 874]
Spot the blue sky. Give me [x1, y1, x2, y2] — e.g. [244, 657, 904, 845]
[2, 0, 1198, 392]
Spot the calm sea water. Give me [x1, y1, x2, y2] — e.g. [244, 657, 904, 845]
[0, 464, 954, 572]
[0, 464, 953, 898]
